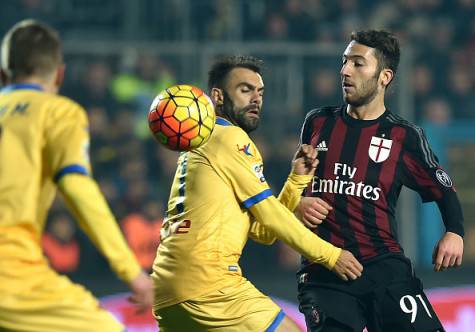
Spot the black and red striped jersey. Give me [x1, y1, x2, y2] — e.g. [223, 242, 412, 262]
[299, 106, 464, 265]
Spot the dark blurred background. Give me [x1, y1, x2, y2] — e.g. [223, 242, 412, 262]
[1, 0, 474, 308]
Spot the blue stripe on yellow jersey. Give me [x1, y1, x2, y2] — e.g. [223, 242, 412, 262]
[242, 189, 273, 208]
[54, 164, 89, 182]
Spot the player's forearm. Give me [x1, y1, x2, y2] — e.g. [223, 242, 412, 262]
[249, 197, 341, 269]
[248, 220, 276, 245]
[278, 173, 313, 211]
[436, 191, 465, 237]
[250, 173, 313, 245]
[57, 174, 141, 282]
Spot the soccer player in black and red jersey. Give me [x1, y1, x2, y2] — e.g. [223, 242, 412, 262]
[295, 30, 464, 332]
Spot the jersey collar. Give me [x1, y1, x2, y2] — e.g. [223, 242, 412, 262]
[216, 117, 233, 126]
[342, 105, 389, 128]
[0, 83, 44, 93]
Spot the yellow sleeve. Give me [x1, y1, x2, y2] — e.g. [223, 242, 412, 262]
[248, 218, 276, 245]
[57, 174, 141, 283]
[248, 173, 313, 245]
[45, 98, 92, 177]
[249, 196, 341, 270]
[278, 173, 313, 211]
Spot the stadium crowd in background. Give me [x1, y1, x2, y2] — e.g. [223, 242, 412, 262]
[1, 0, 472, 281]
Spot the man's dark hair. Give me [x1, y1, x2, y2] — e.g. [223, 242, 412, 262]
[351, 30, 400, 76]
[208, 55, 263, 91]
[1, 19, 62, 80]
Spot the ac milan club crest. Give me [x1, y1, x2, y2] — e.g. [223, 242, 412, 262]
[369, 136, 392, 163]
[435, 169, 453, 187]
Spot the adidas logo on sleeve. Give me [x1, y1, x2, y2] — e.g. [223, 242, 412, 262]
[316, 141, 328, 152]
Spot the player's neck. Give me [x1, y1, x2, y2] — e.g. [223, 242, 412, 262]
[11, 76, 58, 94]
[346, 94, 386, 120]
[215, 109, 237, 127]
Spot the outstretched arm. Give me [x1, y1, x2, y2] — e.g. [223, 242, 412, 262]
[249, 195, 363, 280]
[44, 102, 153, 311]
[247, 146, 362, 279]
[249, 144, 316, 244]
[214, 130, 362, 280]
[399, 126, 464, 272]
[58, 174, 153, 311]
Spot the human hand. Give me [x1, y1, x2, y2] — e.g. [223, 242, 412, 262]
[432, 232, 463, 272]
[295, 197, 333, 229]
[291, 144, 318, 176]
[331, 250, 363, 281]
[127, 271, 154, 314]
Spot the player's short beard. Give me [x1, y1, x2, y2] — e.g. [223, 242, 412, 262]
[344, 71, 380, 107]
[222, 92, 260, 133]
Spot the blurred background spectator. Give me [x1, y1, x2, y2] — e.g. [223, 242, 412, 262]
[42, 212, 80, 275]
[122, 200, 163, 271]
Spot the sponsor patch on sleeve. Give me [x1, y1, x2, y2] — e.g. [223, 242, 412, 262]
[252, 163, 266, 182]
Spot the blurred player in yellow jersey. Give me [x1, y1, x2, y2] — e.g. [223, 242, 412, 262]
[152, 55, 364, 332]
[0, 20, 153, 332]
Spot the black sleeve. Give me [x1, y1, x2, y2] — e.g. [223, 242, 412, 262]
[436, 192, 465, 236]
[401, 126, 464, 237]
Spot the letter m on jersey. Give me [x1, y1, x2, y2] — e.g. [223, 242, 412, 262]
[369, 136, 392, 163]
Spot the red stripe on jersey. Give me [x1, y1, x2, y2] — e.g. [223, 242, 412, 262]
[379, 127, 405, 196]
[376, 127, 406, 252]
[306, 115, 326, 207]
[347, 123, 379, 258]
[403, 153, 443, 200]
[310, 116, 326, 147]
[324, 117, 347, 247]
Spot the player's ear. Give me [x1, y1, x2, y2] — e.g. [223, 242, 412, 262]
[211, 87, 224, 106]
[54, 64, 65, 88]
[380, 68, 393, 88]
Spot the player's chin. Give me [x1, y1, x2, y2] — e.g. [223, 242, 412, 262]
[242, 117, 260, 133]
[343, 95, 363, 107]
[342, 94, 353, 104]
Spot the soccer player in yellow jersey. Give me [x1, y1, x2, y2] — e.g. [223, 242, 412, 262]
[0, 20, 153, 332]
[152, 56, 364, 332]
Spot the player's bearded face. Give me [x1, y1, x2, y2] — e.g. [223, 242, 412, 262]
[217, 68, 264, 133]
[342, 69, 380, 107]
[341, 42, 382, 107]
[222, 91, 260, 133]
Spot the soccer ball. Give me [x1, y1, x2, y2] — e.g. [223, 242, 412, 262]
[148, 84, 216, 151]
